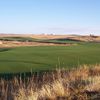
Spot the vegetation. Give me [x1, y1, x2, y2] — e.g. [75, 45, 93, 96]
[0, 43, 100, 73]
[0, 36, 82, 43]
[0, 37, 100, 99]
[0, 65, 100, 100]
[0, 37, 36, 42]
[40, 38, 81, 44]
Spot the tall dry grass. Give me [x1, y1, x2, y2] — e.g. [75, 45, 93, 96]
[0, 65, 100, 100]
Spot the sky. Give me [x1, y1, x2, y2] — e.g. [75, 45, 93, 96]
[0, 0, 100, 35]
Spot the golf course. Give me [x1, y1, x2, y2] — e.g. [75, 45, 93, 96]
[0, 42, 100, 73]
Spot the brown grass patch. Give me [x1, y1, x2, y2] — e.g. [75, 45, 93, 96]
[0, 41, 74, 48]
[0, 65, 100, 100]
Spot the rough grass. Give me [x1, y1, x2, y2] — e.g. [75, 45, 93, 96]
[1, 65, 100, 100]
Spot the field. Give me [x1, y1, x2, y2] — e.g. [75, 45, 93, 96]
[0, 42, 100, 73]
[0, 35, 100, 99]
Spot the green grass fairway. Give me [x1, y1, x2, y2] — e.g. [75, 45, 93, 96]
[0, 43, 100, 73]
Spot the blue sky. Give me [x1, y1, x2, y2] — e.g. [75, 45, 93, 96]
[0, 0, 100, 35]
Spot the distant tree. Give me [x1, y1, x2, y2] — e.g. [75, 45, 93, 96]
[90, 34, 98, 38]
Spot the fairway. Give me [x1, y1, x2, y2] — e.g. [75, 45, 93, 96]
[0, 43, 100, 73]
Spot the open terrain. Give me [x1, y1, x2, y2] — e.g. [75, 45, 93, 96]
[0, 42, 100, 73]
[0, 34, 100, 100]
[0, 34, 100, 47]
[0, 34, 100, 73]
